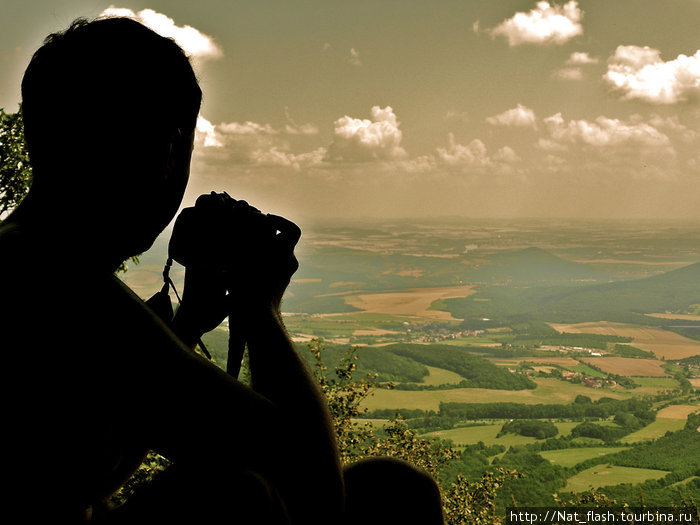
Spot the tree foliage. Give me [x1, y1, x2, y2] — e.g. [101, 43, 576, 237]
[307, 338, 521, 524]
[0, 107, 137, 272]
[0, 107, 32, 218]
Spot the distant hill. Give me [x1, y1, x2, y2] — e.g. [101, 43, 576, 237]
[444, 261, 700, 327]
[284, 246, 612, 313]
[464, 247, 610, 284]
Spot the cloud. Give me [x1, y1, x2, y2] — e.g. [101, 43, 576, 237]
[194, 115, 323, 170]
[348, 48, 362, 66]
[543, 112, 671, 148]
[537, 112, 679, 179]
[431, 134, 521, 176]
[567, 51, 598, 65]
[250, 147, 327, 170]
[486, 104, 537, 128]
[196, 116, 223, 148]
[283, 107, 320, 135]
[100, 6, 223, 60]
[553, 51, 597, 81]
[437, 135, 491, 168]
[326, 106, 407, 162]
[490, 1, 583, 46]
[553, 67, 583, 81]
[445, 110, 470, 123]
[604, 45, 700, 104]
[646, 114, 698, 143]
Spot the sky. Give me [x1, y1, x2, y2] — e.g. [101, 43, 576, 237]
[1, 0, 700, 221]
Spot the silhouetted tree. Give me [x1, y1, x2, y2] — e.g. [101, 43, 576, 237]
[0, 107, 32, 219]
[0, 107, 137, 272]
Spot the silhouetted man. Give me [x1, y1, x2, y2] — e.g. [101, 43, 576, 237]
[0, 16, 443, 525]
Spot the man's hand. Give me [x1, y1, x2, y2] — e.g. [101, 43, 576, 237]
[171, 265, 229, 347]
[229, 213, 301, 314]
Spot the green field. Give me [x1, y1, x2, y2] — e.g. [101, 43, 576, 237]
[415, 365, 465, 386]
[539, 447, 628, 468]
[362, 378, 633, 412]
[565, 364, 606, 378]
[422, 421, 587, 447]
[633, 377, 679, 389]
[439, 337, 506, 347]
[284, 312, 413, 338]
[422, 423, 537, 448]
[669, 476, 699, 488]
[564, 464, 669, 492]
[620, 418, 689, 443]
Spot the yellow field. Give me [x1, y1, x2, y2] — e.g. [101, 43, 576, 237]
[361, 378, 632, 412]
[489, 357, 582, 367]
[353, 328, 399, 336]
[345, 286, 476, 320]
[690, 379, 700, 388]
[572, 259, 690, 266]
[656, 404, 700, 419]
[580, 357, 668, 377]
[549, 321, 700, 360]
[646, 313, 700, 321]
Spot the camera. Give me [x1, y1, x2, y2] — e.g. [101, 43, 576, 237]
[166, 191, 301, 377]
[168, 191, 298, 276]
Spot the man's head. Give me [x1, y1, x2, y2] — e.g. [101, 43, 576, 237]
[20, 17, 202, 260]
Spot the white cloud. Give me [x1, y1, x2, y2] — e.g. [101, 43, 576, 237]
[196, 116, 223, 148]
[538, 113, 678, 179]
[445, 110, 470, 123]
[194, 115, 323, 170]
[437, 135, 491, 168]
[535, 137, 569, 152]
[646, 114, 698, 143]
[432, 134, 521, 176]
[553, 67, 583, 81]
[543, 112, 671, 148]
[567, 51, 598, 65]
[486, 104, 537, 128]
[348, 48, 362, 67]
[100, 6, 223, 60]
[604, 45, 700, 104]
[326, 106, 407, 162]
[251, 147, 327, 170]
[490, 1, 583, 46]
[217, 121, 278, 135]
[493, 146, 521, 164]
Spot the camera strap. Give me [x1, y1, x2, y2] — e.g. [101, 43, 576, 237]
[149, 258, 212, 360]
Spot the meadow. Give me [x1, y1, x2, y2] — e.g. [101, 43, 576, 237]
[538, 447, 628, 468]
[550, 322, 700, 360]
[362, 378, 635, 412]
[422, 421, 582, 447]
[564, 465, 669, 493]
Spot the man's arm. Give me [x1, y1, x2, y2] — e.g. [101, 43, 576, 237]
[124, 274, 343, 525]
[245, 306, 344, 525]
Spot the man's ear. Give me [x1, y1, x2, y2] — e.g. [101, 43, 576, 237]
[162, 128, 187, 182]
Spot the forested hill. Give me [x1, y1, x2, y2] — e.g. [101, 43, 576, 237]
[385, 344, 537, 390]
[464, 247, 610, 284]
[444, 261, 700, 326]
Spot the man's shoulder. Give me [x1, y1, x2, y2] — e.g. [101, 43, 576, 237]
[0, 223, 138, 322]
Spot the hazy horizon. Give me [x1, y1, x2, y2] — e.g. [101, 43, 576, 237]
[2, 1, 700, 220]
